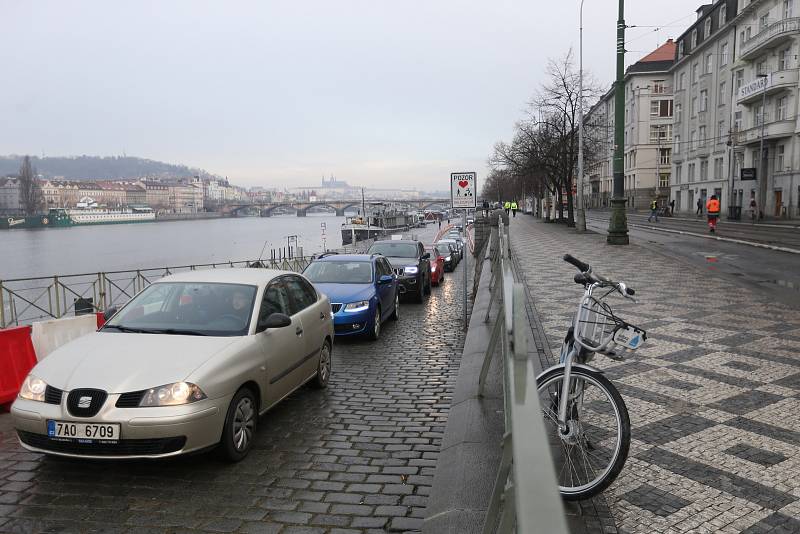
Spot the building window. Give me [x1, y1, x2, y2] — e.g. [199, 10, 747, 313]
[691, 29, 698, 48]
[721, 42, 729, 66]
[784, 0, 793, 19]
[650, 124, 673, 143]
[675, 135, 681, 153]
[679, 72, 686, 90]
[705, 53, 713, 74]
[735, 69, 744, 91]
[691, 130, 698, 149]
[689, 163, 696, 182]
[650, 101, 660, 117]
[678, 40, 685, 58]
[699, 125, 707, 146]
[755, 104, 765, 126]
[779, 47, 792, 70]
[777, 95, 788, 120]
[705, 18, 712, 38]
[719, 81, 727, 104]
[692, 96, 698, 116]
[700, 160, 709, 180]
[659, 173, 671, 188]
[659, 148, 671, 165]
[692, 62, 699, 83]
[734, 110, 743, 131]
[653, 80, 667, 94]
[700, 90, 708, 112]
[757, 60, 768, 75]
[759, 14, 769, 32]
[720, 7, 727, 26]
[676, 164, 682, 184]
[676, 103, 683, 123]
[718, 120, 726, 141]
[714, 157, 724, 179]
[776, 144, 786, 171]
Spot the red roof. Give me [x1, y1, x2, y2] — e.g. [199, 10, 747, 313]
[638, 39, 676, 63]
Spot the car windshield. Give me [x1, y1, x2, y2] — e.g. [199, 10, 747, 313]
[304, 261, 373, 284]
[436, 245, 452, 256]
[104, 282, 257, 337]
[368, 242, 418, 258]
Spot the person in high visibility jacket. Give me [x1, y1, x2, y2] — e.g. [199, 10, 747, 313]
[511, 201, 518, 217]
[503, 201, 511, 215]
[647, 198, 659, 222]
[706, 195, 721, 233]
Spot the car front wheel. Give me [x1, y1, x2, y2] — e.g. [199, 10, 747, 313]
[219, 387, 257, 462]
[368, 306, 381, 340]
[311, 341, 332, 389]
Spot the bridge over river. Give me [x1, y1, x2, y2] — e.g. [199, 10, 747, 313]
[222, 198, 452, 217]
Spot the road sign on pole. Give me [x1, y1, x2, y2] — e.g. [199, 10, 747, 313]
[451, 172, 477, 209]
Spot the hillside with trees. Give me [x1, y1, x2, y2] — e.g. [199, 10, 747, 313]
[0, 155, 219, 181]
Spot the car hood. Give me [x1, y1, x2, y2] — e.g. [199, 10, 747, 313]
[313, 283, 374, 304]
[385, 257, 419, 268]
[30, 332, 239, 393]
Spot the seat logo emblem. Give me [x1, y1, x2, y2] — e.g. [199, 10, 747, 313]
[78, 396, 92, 409]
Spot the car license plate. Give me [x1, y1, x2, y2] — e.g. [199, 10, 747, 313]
[47, 420, 120, 441]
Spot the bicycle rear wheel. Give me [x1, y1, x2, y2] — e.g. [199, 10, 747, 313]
[536, 366, 630, 500]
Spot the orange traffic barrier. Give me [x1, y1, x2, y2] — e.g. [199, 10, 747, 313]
[0, 325, 37, 406]
[96, 312, 106, 329]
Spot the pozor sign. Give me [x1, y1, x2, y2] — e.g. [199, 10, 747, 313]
[451, 172, 477, 209]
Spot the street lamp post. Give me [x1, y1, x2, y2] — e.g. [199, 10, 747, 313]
[576, 0, 587, 232]
[757, 73, 768, 221]
[607, 0, 629, 244]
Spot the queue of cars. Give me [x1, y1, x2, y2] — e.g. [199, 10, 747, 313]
[11, 227, 467, 462]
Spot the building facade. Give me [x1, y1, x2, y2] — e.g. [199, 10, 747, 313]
[0, 178, 22, 215]
[730, 0, 800, 218]
[671, 0, 739, 216]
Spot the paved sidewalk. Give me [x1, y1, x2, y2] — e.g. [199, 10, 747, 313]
[510, 216, 800, 534]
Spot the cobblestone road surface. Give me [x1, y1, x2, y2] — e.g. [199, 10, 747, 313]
[0, 230, 467, 534]
[511, 216, 800, 534]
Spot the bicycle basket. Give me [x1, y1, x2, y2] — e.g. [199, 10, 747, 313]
[574, 294, 625, 353]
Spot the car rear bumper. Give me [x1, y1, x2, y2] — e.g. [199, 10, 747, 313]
[11, 395, 229, 459]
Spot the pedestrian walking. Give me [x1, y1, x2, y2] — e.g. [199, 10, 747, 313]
[696, 198, 703, 217]
[647, 198, 659, 222]
[669, 199, 675, 216]
[749, 198, 758, 223]
[482, 199, 490, 217]
[503, 201, 511, 215]
[438, 219, 442, 229]
[706, 195, 721, 233]
[511, 201, 518, 217]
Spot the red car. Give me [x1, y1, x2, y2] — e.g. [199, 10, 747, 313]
[426, 245, 446, 286]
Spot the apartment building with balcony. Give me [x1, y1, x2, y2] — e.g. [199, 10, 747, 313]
[731, 0, 800, 218]
[670, 0, 739, 215]
[582, 41, 676, 210]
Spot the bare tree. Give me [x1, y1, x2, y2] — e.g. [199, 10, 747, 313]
[18, 155, 43, 215]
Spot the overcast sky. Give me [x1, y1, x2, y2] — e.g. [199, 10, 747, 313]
[1, 1, 703, 189]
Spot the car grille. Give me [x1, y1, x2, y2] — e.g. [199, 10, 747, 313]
[44, 386, 63, 405]
[17, 431, 186, 456]
[392, 268, 404, 276]
[115, 390, 146, 408]
[331, 303, 343, 313]
[66, 389, 107, 418]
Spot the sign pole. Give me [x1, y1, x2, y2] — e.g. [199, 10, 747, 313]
[463, 208, 468, 330]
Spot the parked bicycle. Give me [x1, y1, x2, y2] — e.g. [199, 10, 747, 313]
[536, 254, 647, 500]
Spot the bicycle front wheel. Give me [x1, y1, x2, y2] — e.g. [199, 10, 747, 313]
[536, 366, 630, 500]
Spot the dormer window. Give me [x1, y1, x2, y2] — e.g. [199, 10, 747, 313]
[719, 7, 727, 26]
[678, 40, 685, 58]
[704, 18, 712, 38]
[691, 29, 698, 48]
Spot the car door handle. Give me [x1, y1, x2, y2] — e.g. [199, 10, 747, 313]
[320, 312, 326, 320]
[295, 327, 303, 336]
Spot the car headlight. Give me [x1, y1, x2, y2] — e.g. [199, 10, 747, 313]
[19, 375, 47, 402]
[446, 256, 452, 261]
[344, 300, 370, 312]
[139, 382, 207, 407]
[404, 266, 419, 274]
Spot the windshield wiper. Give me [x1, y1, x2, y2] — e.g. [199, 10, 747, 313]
[102, 325, 152, 333]
[147, 328, 209, 336]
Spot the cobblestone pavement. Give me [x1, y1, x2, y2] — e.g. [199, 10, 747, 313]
[510, 216, 800, 534]
[0, 233, 467, 534]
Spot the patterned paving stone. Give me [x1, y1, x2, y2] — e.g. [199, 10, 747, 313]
[509, 217, 800, 534]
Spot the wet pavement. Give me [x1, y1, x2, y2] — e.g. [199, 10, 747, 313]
[0, 233, 468, 533]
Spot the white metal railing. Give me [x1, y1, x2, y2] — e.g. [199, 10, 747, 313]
[741, 17, 800, 57]
[477, 222, 568, 534]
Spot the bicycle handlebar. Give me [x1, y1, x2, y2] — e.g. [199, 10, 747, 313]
[563, 254, 590, 272]
[564, 253, 636, 296]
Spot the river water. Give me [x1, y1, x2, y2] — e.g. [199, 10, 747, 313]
[0, 214, 351, 280]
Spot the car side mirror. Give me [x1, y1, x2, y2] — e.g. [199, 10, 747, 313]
[103, 306, 118, 322]
[378, 274, 393, 285]
[422, 252, 431, 260]
[257, 312, 292, 333]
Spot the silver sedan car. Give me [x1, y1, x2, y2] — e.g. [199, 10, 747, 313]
[11, 268, 334, 461]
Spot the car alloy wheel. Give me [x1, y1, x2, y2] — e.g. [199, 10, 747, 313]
[220, 387, 257, 462]
[312, 341, 332, 389]
[391, 294, 399, 320]
[369, 306, 381, 340]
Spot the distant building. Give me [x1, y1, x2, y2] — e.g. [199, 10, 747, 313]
[0, 177, 22, 215]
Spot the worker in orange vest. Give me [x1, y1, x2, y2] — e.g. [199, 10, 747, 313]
[706, 195, 721, 233]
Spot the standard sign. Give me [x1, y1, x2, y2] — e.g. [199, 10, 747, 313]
[451, 172, 477, 209]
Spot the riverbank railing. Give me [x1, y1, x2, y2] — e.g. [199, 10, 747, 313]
[477, 221, 568, 534]
[0, 256, 316, 329]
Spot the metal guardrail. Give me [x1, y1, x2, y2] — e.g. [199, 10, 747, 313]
[0, 256, 315, 329]
[477, 222, 568, 534]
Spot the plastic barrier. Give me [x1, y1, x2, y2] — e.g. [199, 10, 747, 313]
[30, 314, 98, 361]
[0, 326, 37, 406]
[96, 312, 106, 329]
